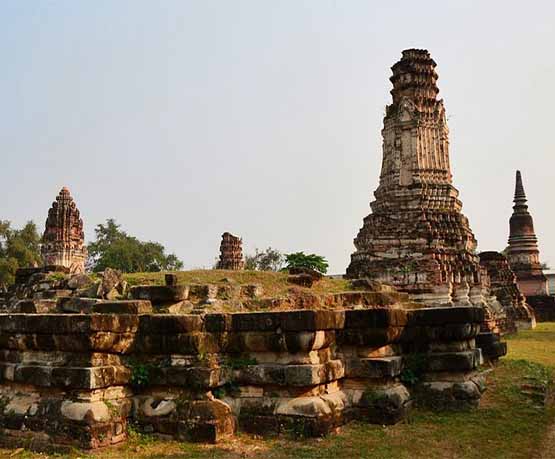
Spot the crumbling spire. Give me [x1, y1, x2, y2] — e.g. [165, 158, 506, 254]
[513, 170, 528, 206]
[216, 232, 244, 270]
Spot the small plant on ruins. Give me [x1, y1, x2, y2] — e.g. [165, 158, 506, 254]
[127, 422, 157, 446]
[284, 252, 329, 274]
[284, 417, 309, 439]
[130, 362, 153, 389]
[47, 272, 67, 282]
[104, 400, 120, 417]
[212, 381, 240, 399]
[224, 355, 258, 370]
[400, 353, 427, 386]
[245, 247, 285, 271]
[361, 389, 389, 408]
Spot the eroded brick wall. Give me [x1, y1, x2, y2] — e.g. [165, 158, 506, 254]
[0, 307, 490, 449]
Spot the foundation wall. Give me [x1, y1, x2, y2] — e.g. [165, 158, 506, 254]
[0, 307, 487, 449]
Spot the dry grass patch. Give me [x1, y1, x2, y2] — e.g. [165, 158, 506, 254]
[124, 270, 352, 298]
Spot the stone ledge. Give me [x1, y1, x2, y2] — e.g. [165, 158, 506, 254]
[233, 360, 345, 386]
[93, 301, 153, 314]
[3, 364, 131, 389]
[0, 314, 140, 333]
[406, 307, 484, 326]
[344, 309, 408, 328]
[229, 310, 345, 332]
[423, 349, 482, 373]
[345, 356, 403, 379]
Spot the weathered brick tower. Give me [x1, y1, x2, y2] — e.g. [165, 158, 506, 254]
[41, 187, 87, 273]
[347, 49, 488, 307]
[216, 232, 245, 270]
[506, 171, 548, 296]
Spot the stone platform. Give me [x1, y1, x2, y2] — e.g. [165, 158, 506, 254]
[0, 306, 487, 450]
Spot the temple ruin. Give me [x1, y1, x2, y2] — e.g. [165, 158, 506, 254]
[345, 49, 537, 338]
[41, 187, 87, 274]
[216, 232, 244, 270]
[346, 49, 488, 308]
[479, 251, 536, 331]
[0, 50, 516, 451]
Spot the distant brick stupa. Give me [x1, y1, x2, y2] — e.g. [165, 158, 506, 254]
[506, 171, 548, 296]
[41, 187, 87, 273]
[346, 49, 489, 307]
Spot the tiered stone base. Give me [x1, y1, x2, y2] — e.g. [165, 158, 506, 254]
[0, 307, 488, 450]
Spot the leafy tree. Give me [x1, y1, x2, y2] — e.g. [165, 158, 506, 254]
[87, 219, 183, 273]
[245, 247, 285, 271]
[0, 220, 42, 288]
[284, 252, 329, 274]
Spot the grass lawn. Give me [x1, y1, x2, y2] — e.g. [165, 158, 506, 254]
[3, 323, 555, 459]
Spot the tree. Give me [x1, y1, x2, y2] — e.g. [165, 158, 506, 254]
[0, 220, 42, 288]
[87, 219, 183, 273]
[245, 247, 285, 271]
[284, 252, 329, 274]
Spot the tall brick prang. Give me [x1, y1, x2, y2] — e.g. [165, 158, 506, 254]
[346, 49, 487, 307]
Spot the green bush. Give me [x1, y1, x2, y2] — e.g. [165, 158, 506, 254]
[284, 252, 329, 274]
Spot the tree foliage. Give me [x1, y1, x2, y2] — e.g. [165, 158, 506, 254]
[87, 219, 183, 273]
[0, 220, 42, 288]
[245, 247, 285, 271]
[284, 252, 329, 274]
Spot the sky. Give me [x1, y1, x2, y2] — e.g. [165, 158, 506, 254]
[1, 1, 554, 273]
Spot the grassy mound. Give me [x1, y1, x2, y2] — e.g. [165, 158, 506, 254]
[124, 269, 352, 298]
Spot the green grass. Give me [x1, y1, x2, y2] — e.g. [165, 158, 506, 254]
[3, 323, 555, 459]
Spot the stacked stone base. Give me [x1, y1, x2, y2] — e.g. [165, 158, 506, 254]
[0, 307, 489, 450]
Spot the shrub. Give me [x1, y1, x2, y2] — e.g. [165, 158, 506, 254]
[284, 252, 329, 274]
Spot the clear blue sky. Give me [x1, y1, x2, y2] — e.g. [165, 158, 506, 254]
[1, 1, 554, 273]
